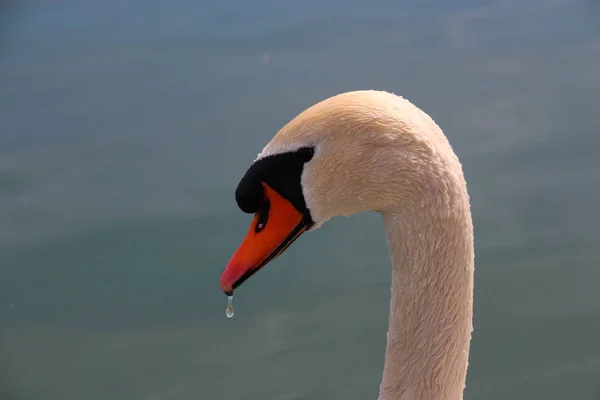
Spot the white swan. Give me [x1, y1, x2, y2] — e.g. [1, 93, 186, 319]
[220, 90, 474, 400]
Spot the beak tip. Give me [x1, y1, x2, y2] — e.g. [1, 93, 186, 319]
[220, 280, 233, 296]
[220, 269, 235, 296]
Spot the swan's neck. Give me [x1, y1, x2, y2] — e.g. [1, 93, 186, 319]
[378, 199, 474, 400]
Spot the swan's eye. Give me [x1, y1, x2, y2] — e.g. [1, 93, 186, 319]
[255, 199, 270, 233]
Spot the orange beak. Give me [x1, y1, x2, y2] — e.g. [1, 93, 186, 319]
[220, 183, 310, 295]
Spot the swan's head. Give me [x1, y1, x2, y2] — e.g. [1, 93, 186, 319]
[220, 90, 458, 295]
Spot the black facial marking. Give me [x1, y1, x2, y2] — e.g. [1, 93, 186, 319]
[235, 146, 315, 220]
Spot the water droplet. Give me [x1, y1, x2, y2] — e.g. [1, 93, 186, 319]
[225, 295, 234, 318]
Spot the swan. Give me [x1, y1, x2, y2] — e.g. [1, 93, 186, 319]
[219, 90, 474, 400]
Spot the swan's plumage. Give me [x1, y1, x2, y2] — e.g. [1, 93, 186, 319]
[221, 90, 474, 400]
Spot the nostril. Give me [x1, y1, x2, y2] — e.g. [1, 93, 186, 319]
[254, 199, 270, 233]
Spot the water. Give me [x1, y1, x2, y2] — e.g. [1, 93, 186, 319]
[1, 1, 600, 399]
[226, 296, 234, 318]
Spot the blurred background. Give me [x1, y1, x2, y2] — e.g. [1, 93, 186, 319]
[1, 0, 600, 399]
